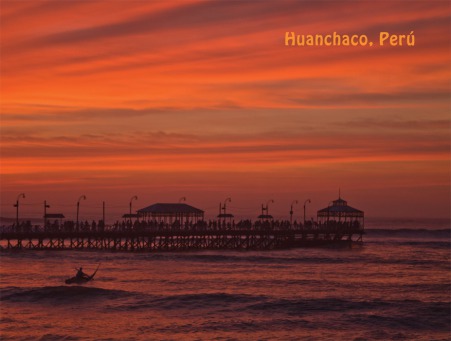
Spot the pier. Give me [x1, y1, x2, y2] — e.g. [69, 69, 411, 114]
[0, 226, 363, 251]
[1, 195, 364, 251]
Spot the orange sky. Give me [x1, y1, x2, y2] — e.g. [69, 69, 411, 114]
[1, 0, 450, 222]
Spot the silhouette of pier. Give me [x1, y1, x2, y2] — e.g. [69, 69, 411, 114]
[0, 226, 363, 251]
[1, 195, 364, 251]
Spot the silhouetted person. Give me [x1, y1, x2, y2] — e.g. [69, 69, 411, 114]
[76, 267, 89, 280]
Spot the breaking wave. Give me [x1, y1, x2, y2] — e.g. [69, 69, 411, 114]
[0, 286, 132, 303]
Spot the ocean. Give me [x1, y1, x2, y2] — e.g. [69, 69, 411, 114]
[1, 221, 450, 340]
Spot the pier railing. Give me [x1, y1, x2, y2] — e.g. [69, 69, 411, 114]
[0, 225, 364, 251]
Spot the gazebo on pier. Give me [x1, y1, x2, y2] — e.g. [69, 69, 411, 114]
[137, 203, 204, 224]
[317, 196, 364, 229]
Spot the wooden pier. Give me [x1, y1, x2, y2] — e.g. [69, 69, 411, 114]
[0, 228, 363, 251]
[1, 195, 366, 251]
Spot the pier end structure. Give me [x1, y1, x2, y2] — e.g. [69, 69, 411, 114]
[0, 198, 365, 251]
[317, 196, 364, 231]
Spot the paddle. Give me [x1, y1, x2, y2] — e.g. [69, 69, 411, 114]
[88, 263, 101, 280]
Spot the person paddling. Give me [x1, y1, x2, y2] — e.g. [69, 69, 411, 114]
[76, 267, 89, 280]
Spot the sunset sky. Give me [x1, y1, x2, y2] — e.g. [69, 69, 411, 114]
[1, 0, 450, 222]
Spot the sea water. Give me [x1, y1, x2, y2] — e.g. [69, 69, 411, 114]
[1, 222, 449, 340]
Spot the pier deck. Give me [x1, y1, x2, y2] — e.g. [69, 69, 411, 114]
[0, 228, 363, 251]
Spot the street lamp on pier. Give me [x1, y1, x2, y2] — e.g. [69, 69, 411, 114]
[303, 199, 311, 226]
[290, 200, 298, 226]
[44, 200, 50, 230]
[76, 195, 86, 230]
[179, 197, 186, 203]
[261, 199, 274, 218]
[13, 193, 25, 230]
[222, 197, 231, 215]
[129, 195, 138, 223]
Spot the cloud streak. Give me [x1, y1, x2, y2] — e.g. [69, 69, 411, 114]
[0, 0, 449, 218]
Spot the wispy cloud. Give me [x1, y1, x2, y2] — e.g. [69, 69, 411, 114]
[0, 0, 449, 218]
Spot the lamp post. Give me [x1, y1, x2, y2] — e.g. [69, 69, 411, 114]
[44, 200, 50, 230]
[76, 195, 86, 231]
[129, 195, 138, 223]
[303, 199, 311, 226]
[222, 197, 231, 215]
[13, 193, 25, 230]
[290, 200, 298, 226]
[262, 199, 274, 218]
[179, 197, 186, 203]
[221, 197, 231, 223]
